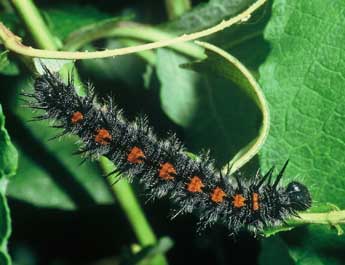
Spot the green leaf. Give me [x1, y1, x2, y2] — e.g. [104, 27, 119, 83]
[165, 0, 255, 33]
[159, 48, 247, 166]
[63, 17, 130, 51]
[156, 42, 267, 169]
[9, 117, 114, 209]
[42, 3, 110, 41]
[78, 41, 148, 90]
[188, 41, 270, 173]
[156, 48, 200, 128]
[0, 50, 20, 76]
[164, 0, 271, 69]
[259, 0, 345, 264]
[0, 104, 18, 265]
[259, 237, 294, 265]
[33, 58, 73, 74]
[0, 107, 18, 181]
[7, 78, 113, 209]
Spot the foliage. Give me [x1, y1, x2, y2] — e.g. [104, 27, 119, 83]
[259, 1, 345, 264]
[0, 104, 18, 265]
[0, 0, 344, 264]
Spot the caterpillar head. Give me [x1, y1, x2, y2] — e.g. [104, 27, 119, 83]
[286, 181, 312, 211]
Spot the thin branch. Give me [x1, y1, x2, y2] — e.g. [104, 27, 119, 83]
[64, 21, 205, 59]
[0, 0, 267, 60]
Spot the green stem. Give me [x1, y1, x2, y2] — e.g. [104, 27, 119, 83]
[100, 157, 157, 245]
[10, 1, 167, 264]
[64, 22, 263, 62]
[10, 0, 84, 93]
[296, 211, 345, 225]
[119, 39, 156, 65]
[64, 21, 204, 59]
[11, 0, 58, 50]
[265, 210, 345, 237]
[164, 0, 191, 20]
[100, 157, 167, 265]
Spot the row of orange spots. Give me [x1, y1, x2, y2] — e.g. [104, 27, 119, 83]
[185, 177, 227, 204]
[185, 177, 228, 204]
[69, 114, 260, 209]
[187, 177, 227, 204]
[124, 147, 253, 206]
[70, 111, 113, 146]
[232, 193, 260, 210]
[127, 144, 257, 208]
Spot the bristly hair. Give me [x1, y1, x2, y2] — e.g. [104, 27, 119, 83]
[26, 67, 312, 236]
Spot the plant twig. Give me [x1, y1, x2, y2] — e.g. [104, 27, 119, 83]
[0, 0, 267, 59]
[296, 211, 345, 225]
[64, 21, 205, 59]
[100, 158, 168, 265]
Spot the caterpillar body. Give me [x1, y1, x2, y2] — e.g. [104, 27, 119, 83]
[26, 68, 312, 235]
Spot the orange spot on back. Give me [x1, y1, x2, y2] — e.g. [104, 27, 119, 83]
[159, 162, 176, 180]
[210, 187, 227, 203]
[252, 192, 259, 211]
[232, 194, 246, 208]
[127, 146, 145, 164]
[71, 111, 84, 124]
[187, 176, 204, 193]
[95, 128, 112, 145]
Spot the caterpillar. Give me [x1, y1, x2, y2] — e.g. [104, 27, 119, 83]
[25, 66, 312, 235]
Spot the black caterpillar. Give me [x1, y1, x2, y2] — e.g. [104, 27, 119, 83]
[25, 67, 312, 235]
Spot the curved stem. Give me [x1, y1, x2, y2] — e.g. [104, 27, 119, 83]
[64, 21, 204, 59]
[100, 158, 158, 245]
[0, 0, 267, 60]
[193, 41, 270, 175]
[100, 158, 168, 265]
